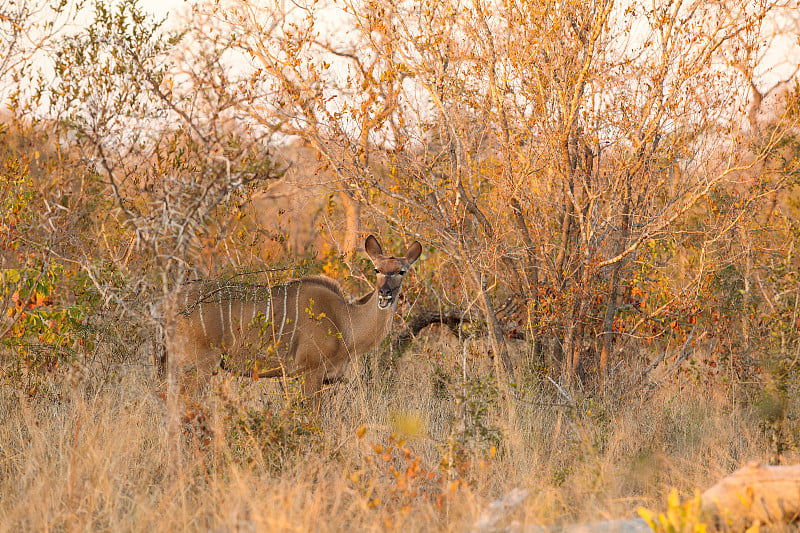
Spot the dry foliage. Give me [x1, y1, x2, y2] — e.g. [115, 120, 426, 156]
[0, 333, 790, 532]
[2, 0, 800, 530]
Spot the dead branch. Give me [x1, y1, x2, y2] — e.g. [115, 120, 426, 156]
[392, 309, 469, 355]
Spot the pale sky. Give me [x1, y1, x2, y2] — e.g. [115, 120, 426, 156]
[139, 0, 189, 18]
[135, 0, 798, 92]
[30, 0, 797, 124]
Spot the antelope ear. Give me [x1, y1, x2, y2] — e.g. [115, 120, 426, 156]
[404, 241, 422, 265]
[364, 235, 383, 262]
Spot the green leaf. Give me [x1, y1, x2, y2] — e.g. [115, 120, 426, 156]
[2, 268, 20, 284]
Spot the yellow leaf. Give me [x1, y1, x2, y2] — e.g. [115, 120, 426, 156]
[637, 507, 657, 529]
[744, 521, 760, 533]
[668, 488, 681, 509]
[656, 512, 669, 530]
[666, 508, 681, 528]
[356, 425, 366, 439]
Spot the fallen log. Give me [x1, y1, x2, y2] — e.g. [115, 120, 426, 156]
[392, 309, 469, 355]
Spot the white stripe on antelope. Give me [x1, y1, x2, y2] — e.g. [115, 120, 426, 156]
[170, 235, 422, 405]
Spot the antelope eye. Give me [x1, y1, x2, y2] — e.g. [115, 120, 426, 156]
[399, 269, 407, 275]
[374, 268, 380, 274]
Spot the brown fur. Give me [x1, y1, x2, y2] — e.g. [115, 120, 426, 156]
[169, 235, 422, 403]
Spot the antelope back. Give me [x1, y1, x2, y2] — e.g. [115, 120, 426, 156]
[174, 277, 350, 376]
[176, 280, 303, 368]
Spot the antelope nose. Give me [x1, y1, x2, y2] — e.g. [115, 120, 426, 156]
[379, 288, 392, 298]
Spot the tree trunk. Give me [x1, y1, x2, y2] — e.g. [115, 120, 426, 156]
[510, 197, 543, 361]
[741, 224, 752, 352]
[477, 270, 514, 378]
[564, 264, 591, 384]
[562, 318, 577, 382]
[161, 265, 189, 472]
[473, 268, 518, 448]
[600, 184, 631, 385]
[599, 261, 621, 384]
[162, 297, 183, 472]
[554, 203, 573, 285]
[339, 188, 360, 258]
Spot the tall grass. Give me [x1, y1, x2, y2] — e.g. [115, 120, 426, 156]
[0, 331, 787, 532]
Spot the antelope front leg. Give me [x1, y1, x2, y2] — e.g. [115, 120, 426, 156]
[302, 368, 325, 413]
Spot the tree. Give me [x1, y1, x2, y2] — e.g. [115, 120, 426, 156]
[0, 0, 85, 102]
[1, 0, 93, 375]
[38, 0, 283, 446]
[204, 0, 796, 389]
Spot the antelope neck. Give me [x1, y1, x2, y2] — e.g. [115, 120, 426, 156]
[346, 289, 394, 355]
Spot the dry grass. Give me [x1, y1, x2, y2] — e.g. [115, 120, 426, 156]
[0, 331, 789, 532]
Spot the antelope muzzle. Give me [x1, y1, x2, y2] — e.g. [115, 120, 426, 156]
[377, 287, 395, 309]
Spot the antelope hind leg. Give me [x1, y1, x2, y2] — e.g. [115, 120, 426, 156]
[169, 347, 221, 401]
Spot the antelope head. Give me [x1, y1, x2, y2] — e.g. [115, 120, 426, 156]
[365, 234, 422, 310]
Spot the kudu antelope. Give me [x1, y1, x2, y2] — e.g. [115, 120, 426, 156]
[170, 235, 422, 402]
